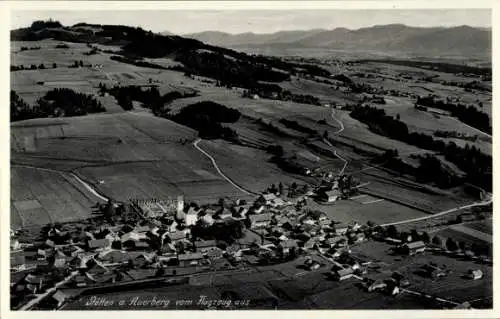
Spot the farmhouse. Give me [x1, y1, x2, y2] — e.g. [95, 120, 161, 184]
[331, 268, 354, 281]
[400, 241, 426, 255]
[320, 189, 342, 203]
[421, 264, 447, 279]
[249, 213, 273, 229]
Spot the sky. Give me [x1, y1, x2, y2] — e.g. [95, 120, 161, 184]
[10, 9, 491, 35]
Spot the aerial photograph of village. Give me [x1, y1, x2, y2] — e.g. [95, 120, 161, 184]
[8, 6, 493, 311]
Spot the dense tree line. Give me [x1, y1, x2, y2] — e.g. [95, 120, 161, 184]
[109, 56, 168, 70]
[177, 51, 291, 89]
[19, 46, 41, 51]
[434, 130, 478, 142]
[353, 59, 492, 77]
[416, 96, 491, 134]
[100, 84, 196, 114]
[30, 19, 63, 31]
[350, 104, 491, 190]
[170, 101, 240, 141]
[11, 88, 105, 121]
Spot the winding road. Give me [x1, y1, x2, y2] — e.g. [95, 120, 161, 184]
[380, 198, 492, 227]
[323, 108, 349, 175]
[193, 138, 258, 196]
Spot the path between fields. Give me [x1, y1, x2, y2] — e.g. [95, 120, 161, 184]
[322, 108, 348, 175]
[12, 164, 109, 202]
[380, 199, 492, 227]
[193, 139, 258, 196]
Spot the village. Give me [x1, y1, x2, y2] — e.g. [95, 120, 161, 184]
[10, 173, 490, 310]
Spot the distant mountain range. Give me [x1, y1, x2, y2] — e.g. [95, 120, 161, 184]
[182, 24, 491, 57]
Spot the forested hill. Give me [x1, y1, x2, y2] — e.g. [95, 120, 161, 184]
[11, 21, 330, 90]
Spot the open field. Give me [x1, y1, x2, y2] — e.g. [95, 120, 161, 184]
[463, 219, 492, 235]
[11, 111, 306, 205]
[11, 166, 105, 228]
[309, 198, 428, 227]
[350, 240, 492, 305]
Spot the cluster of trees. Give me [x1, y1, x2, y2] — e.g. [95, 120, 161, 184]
[171, 101, 240, 141]
[69, 60, 85, 68]
[20, 46, 41, 51]
[177, 51, 291, 89]
[55, 43, 70, 49]
[279, 118, 317, 135]
[30, 19, 63, 31]
[37, 88, 106, 117]
[109, 56, 168, 70]
[11, 63, 57, 71]
[11, 88, 105, 121]
[434, 130, 478, 142]
[11, 91, 34, 122]
[266, 144, 285, 157]
[416, 96, 491, 134]
[415, 154, 463, 188]
[350, 104, 492, 190]
[191, 219, 245, 245]
[99, 83, 196, 114]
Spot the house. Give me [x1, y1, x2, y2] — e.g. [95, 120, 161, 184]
[249, 213, 273, 229]
[321, 189, 342, 202]
[52, 250, 67, 268]
[121, 231, 147, 243]
[279, 239, 298, 255]
[24, 274, 48, 294]
[10, 252, 26, 272]
[400, 241, 426, 255]
[167, 231, 187, 243]
[201, 213, 215, 225]
[421, 264, 447, 279]
[133, 253, 153, 268]
[134, 225, 151, 233]
[37, 248, 49, 261]
[52, 290, 70, 308]
[97, 250, 130, 264]
[467, 269, 483, 280]
[324, 236, 345, 248]
[160, 242, 177, 256]
[304, 238, 318, 250]
[185, 207, 199, 226]
[73, 274, 93, 288]
[11, 239, 21, 251]
[88, 239, 111, 251]
[331, 268, 354, 281]
[354, 233, 366, 243]
[178, 252, 204, 267]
